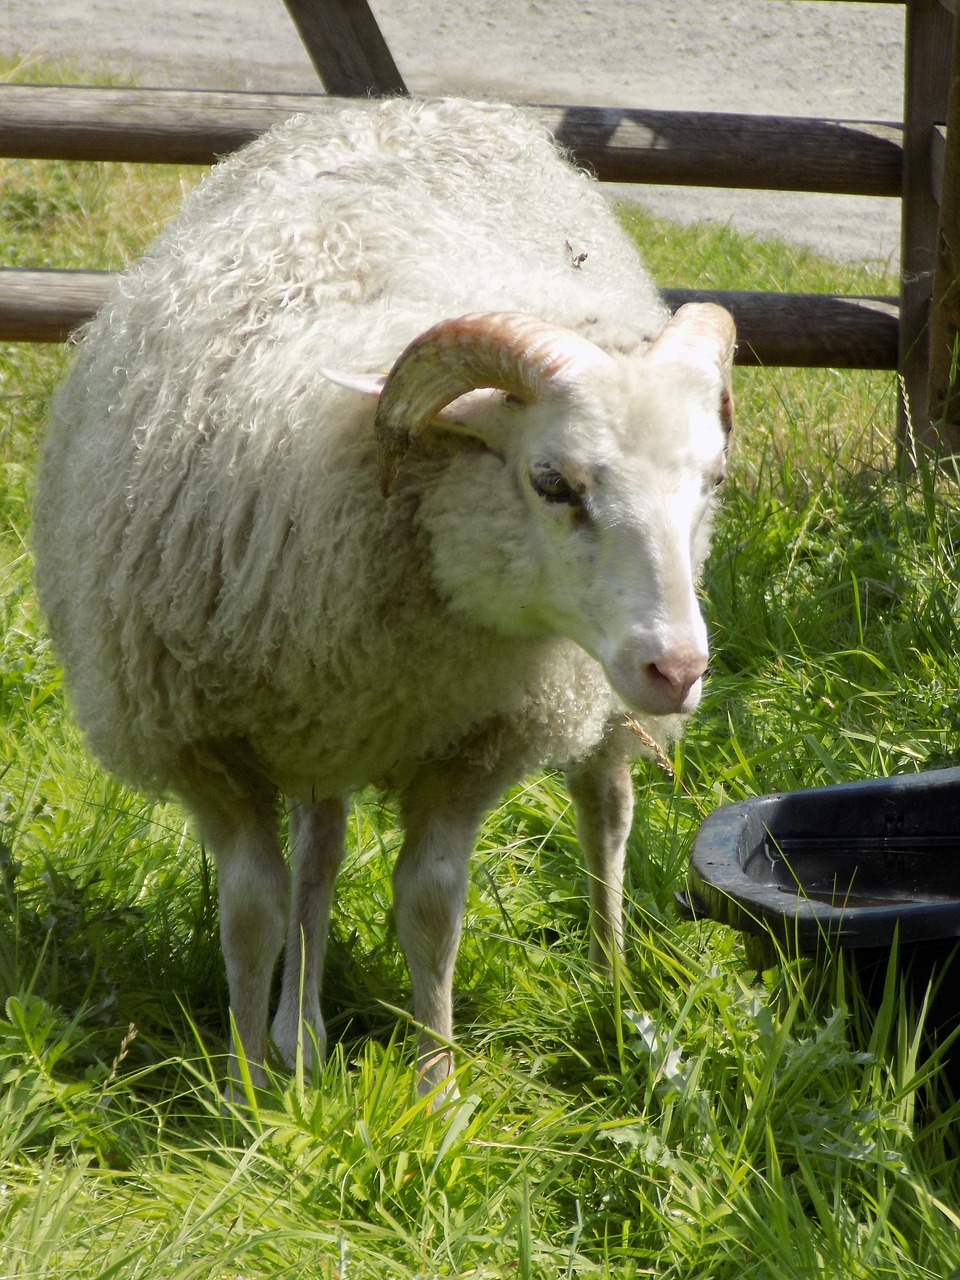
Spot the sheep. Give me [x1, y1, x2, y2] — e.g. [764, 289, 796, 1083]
[32, 96, 735, 1099]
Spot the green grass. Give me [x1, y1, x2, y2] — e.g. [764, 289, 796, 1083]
[2, 88, 960, 1277]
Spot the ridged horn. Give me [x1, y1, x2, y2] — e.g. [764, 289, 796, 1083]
[646, 303, 736, 435]
[374, 311, 612, 495]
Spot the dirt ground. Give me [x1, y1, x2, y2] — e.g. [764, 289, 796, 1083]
[0, 0, 906, 267]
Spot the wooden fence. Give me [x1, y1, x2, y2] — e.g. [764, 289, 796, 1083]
[0, 0, 957, 452]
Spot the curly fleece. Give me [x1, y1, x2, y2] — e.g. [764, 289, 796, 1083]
[33, 97, 674, 804]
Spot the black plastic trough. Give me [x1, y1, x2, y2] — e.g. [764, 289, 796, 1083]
[681, 766, 960, 952]
[680, 766, 960, 1092]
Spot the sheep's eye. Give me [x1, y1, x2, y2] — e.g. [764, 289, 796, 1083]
[531, 467, 579, 505]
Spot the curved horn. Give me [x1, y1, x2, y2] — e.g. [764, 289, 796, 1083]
[647, 303, 736, 435]
[374, 311, 611, 495]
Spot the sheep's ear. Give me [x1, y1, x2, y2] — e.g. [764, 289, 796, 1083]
[319, 368, 388, 397]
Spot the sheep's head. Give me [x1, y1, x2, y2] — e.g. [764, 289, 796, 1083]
[323, 304, 735, 719]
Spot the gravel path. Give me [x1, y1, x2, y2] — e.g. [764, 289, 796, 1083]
[1, 0, 906, 266]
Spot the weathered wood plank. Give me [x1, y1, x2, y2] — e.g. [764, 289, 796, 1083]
[0, 86, 334, 165]
[547, 106, 902, 196]
[0, 269, 113, 343]
[282, 0, 407, 96]
[933, 123, 947, 203]
[898, 0, 955, 451]
[0, 268, 899, 370]
[663, 288, 899, 369]
[0, 85, 903, 197]
[928, 8, 960, 447]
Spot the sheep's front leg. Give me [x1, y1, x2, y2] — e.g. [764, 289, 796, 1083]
[271, 796, 348, 1071]
[393, 763, 506, 1100]
[565, 749, 634, 969]
[186, 789, 289, 1091]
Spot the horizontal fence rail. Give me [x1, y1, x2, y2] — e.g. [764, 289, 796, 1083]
[662, 288, 899, 369]
[0, 85, 904, 196]
[0, 269, 113, 343]
[0, 268, 899, 368]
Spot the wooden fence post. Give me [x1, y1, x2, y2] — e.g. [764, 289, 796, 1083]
[898, 0, 954, 455]
[928, 5, 960, 443]
[282, 0, 407, 96]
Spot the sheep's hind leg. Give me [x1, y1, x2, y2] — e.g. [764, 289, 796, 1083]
[565, 747, 634, 970]
[271, 796, 348, 1072]
[393, 762, 507, 1102]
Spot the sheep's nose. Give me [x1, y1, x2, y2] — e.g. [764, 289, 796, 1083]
[645, 652, 708, 710]
[604, 638, 709, 716]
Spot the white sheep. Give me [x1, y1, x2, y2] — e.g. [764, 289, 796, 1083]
[33, 97, 735, 1098]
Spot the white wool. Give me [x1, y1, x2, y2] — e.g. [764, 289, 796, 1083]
[35, 98, 672, 797]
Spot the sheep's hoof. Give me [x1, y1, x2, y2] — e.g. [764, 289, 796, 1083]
[270, 1019, 327, 1077]
[416, 1048, 460, 1109]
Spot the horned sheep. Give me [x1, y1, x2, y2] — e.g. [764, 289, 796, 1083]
[33, 96, 735, 1097]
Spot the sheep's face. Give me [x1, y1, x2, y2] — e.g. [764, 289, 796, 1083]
[422, 356, 729, 718]
[324, 304, 735, 720]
